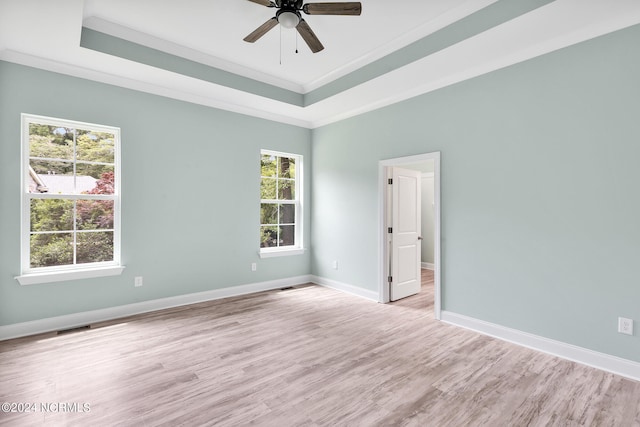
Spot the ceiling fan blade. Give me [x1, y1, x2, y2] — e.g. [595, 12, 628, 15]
[243, 17, 278, 43]
[302, 2, 361, 15]
[296, 19, 324, 53]
[247, 0, 276, 7]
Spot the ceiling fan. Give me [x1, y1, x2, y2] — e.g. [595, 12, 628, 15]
[243, 0, 362, 53]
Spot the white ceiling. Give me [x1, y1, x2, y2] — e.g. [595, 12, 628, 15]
[82, 0, 491, 93]
[2, 0, 640, 128]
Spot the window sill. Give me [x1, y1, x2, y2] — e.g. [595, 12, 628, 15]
[259, 248, 306, 259]
[15, 266, 125, 285]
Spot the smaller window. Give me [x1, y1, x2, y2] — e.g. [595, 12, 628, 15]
[260, 150, 303, 256]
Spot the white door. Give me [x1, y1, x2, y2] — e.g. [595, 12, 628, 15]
[389, 167, 422, 301]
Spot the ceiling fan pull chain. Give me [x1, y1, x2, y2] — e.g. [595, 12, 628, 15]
[279, 25, 282, 65]
[295, 31, 298, 54]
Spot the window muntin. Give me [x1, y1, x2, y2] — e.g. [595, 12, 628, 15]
[260, 150, 302, 253]
[21, 114, 121, 274]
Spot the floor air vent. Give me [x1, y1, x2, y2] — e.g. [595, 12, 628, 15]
[57, 325, 91, 335]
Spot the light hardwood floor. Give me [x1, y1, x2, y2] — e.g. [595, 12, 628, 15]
[1, 271, 639, 426]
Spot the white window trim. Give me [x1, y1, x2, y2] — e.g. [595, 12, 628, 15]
[15, 266, 125, 286]
[16, 114, 123, 285]
[259, 149, 304, 257]
[259, 248, 306, 258]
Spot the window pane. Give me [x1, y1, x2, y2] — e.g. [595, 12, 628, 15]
[77, 231, 114, 264]
[76, 130, 115, 163]
[261, 177, 276, 200]
[76, 162, 114, 180]
[29, 160, 76, 194]
[77, 200, 114, 230]
[260, 226, 278, 248]
[261, 154, 277, 177]
[278, 179, 295, 200]
[278, 157, 295, 179]
[280, 225, 295, 247]
[30, 199, 73, 232]
[279, 204, 295, 224]
[29, 124, 74, 160]
[76, 165, 115, 194]
[30, 232, 73, 268]
[29, 159, 73, 177]
[260, 203, 278, 225]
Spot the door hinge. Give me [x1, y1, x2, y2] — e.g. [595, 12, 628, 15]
[388, 276, 392, 283]
[388, 178, 393, 184]
[387, 227, 392, 233]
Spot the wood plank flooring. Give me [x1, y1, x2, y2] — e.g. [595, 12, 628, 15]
[1, 271, 639, 426]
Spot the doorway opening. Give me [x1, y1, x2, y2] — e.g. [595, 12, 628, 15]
[378, 152, 441, 319]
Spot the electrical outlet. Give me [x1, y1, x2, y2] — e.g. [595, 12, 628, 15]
[134, 276, 143, 287]
[251, 262, 257, 272]
[332, 260, 338, 269]
[618, 317, 633, 335]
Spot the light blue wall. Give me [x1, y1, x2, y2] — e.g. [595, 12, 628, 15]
[311, 25, 640, 362]
[0, 61, 311, 325]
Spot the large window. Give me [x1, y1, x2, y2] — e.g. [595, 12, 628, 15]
[18, 114, 122, 284]
[260, 150, 303, 257]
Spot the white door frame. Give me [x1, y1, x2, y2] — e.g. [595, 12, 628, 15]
[378, 152, 441, 319]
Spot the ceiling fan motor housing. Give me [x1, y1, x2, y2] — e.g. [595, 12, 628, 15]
[275, 0, 304, 9]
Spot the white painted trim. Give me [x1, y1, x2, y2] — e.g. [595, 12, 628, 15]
[16, 266, 125, 286]
[0, 275, 312, 341]
[441, 311, 640, 382]
[421, 262, 434, 270]
[259, 248, 305, 258]
[311, 275, 379, 302]
[421, 172, 435, 179]
[378, 152, 441, 319]
[433, 154, 441, 319]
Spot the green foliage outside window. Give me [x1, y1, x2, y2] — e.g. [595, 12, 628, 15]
[260, 153, 297, 248]
[27, 120, 117, 269]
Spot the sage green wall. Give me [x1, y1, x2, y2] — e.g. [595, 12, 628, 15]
[0, 61, 311, 325]
[311, 25, 640, 362]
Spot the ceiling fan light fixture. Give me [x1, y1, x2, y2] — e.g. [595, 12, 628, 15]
[245, 1, 362, 53]
[277, 10, 300, 29]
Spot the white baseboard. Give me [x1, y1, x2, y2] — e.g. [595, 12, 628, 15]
[311, 275, 379, 302]
[421, 262, 434, 270]
[0, 275, 313, 341]
[441, 311, 640, 382]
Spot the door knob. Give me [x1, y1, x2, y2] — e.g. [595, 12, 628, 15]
[418, 236, 423, 240]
